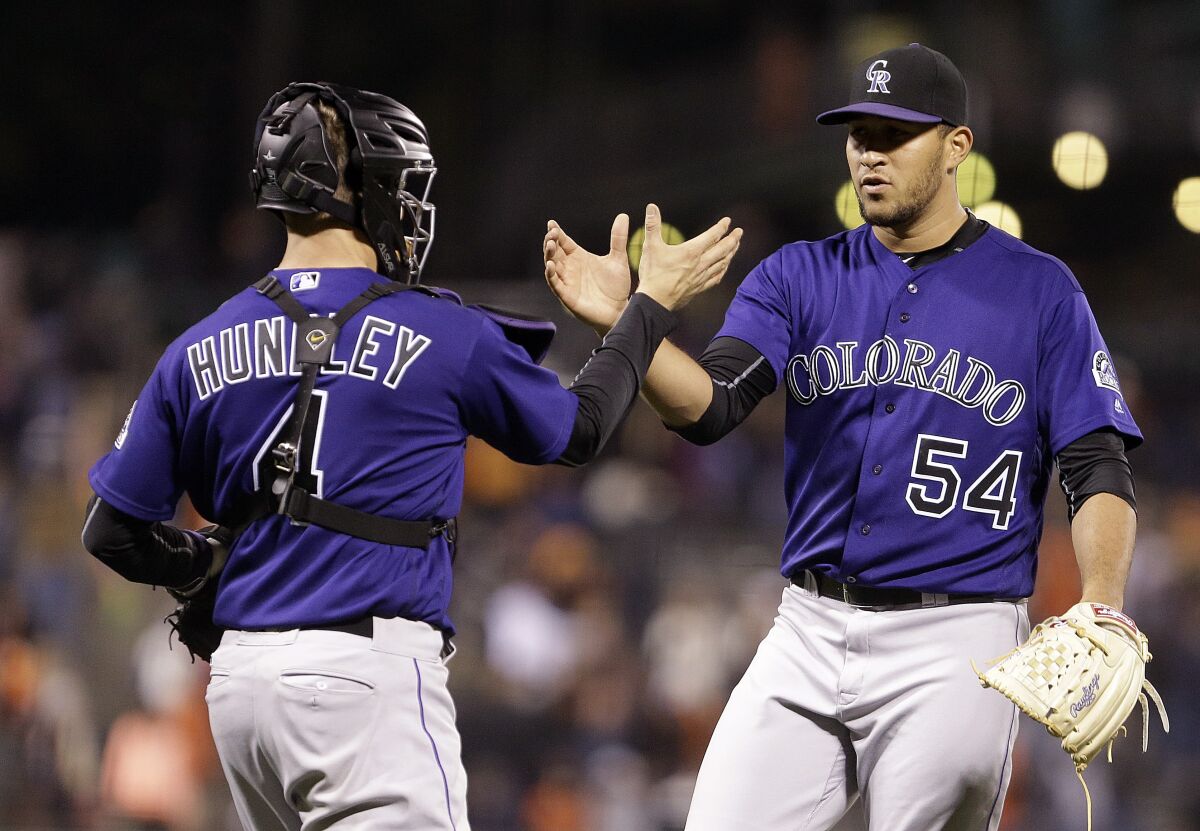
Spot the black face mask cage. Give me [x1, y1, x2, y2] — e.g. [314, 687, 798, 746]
[251, 82, 437, 283]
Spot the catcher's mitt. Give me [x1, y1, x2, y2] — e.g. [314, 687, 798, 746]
[165, 577, 224, 663]
[974, 602, 1169, 828]
[163, 525, 232, 663]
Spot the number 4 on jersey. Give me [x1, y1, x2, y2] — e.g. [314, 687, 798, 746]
[905, 434, 1021, 530]
[252, 389, 329, 499]
[962, 450, 1021, 530]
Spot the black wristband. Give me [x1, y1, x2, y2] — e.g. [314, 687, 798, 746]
[557, 293, 679, 466]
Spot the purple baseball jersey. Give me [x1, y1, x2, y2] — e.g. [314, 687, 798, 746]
[718, 224, 1140, 597]
[89, 267, 578, 632]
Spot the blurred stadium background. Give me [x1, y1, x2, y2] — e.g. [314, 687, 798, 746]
[2, 1, 1198, 829]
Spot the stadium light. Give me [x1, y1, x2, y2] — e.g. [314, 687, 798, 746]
[835, 180, 865, 230]
[1052, 131, 1108, 190]
[974, 201, 1023, 238]
[957, 153, 996, 207]
[1173, 177, 1200, 233]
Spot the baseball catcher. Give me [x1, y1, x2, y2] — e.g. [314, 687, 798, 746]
[82, 78, 741, 830]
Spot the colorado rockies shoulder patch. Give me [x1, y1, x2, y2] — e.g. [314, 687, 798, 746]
[1091, 351, 1121, 393]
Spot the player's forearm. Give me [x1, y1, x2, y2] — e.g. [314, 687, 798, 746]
[640, 339, 716, 427]
[557, 294, 679, 465]
[82, 494, 214, 589]
[1071, 492, 1136, 610]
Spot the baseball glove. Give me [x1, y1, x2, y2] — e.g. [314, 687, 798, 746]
[974, 602, 1168, 827]
[165, 577, 223, 663]
[164, 525, 232, 663]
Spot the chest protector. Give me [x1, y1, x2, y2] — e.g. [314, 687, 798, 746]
[235, 274, 456, 549]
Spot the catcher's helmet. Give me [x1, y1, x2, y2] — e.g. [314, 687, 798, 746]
[249, 82, 436, 283]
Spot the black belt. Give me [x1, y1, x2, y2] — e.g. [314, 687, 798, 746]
[250, 619, 377, 637]
[298, 618, 375, 638]
[792, 571, 1002, 611]
[290, 618, 456, 658]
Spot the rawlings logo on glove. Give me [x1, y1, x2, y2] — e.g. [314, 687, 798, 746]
[973, 602, 1169, 830]
[1069, 674, 1100, 718]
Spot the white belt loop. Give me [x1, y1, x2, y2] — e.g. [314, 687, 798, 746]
[921, 592, 950, 608]
[804, 570, 819, 596]
[236, 629, 300, 646]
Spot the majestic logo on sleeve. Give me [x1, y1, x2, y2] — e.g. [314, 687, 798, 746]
[866, 60, 892, 94]
[785, 337, 1027, 426]
[1091, 351, 1121, 393]
[114, 400, 136, 449]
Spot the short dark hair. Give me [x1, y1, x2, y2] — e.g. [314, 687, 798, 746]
[284, 100, 356, 235]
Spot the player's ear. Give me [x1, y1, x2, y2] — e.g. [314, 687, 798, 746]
[946, 126, 973, 169]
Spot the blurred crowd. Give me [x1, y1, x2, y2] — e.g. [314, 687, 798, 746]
[1, 209, 1198, 831]
[3, 2, 1200, 828]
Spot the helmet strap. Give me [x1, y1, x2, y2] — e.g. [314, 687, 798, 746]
[276, 169, 358, 226]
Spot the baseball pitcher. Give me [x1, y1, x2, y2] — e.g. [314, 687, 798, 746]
[545, 44, 1164, 831]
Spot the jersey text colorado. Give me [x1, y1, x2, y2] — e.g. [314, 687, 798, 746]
[785, 336, 1025, 426]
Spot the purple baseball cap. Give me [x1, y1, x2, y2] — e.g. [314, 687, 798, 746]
[816, 43, 967, 127]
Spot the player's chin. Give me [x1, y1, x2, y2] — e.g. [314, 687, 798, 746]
[858, 199, 895, 227]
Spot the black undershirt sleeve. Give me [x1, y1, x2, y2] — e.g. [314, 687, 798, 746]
[669, 337, 777, 446]
[557, 293, 679, 466]
[82, 493, 214, 589]
[1056, 429, 1136, 521]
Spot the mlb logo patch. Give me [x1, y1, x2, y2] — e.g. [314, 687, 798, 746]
[290, 271, 321, 292]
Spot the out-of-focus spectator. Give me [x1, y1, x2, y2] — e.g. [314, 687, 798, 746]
[0, 589, 99, 828]
[2, 6, 1198, 828]
[521, 762, 588, 831]
[484, 523, 604, 710]
[98, 624, 221, 831]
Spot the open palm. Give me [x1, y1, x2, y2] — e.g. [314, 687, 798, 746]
[544, 214, 633, 334]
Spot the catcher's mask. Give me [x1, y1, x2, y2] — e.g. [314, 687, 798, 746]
[249, 82, 436, 284]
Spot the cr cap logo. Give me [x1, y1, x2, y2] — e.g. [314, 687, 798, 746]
[306, 329, 328, 350]
[1092, 350, 1121, 393]
[866, 59, 892, 94]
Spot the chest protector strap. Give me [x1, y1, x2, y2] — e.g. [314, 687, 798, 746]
[237, 275, 456, 549]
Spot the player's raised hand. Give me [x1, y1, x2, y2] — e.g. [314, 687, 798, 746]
[634, 204, 742, 312]
[544, 214, 633, 335]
